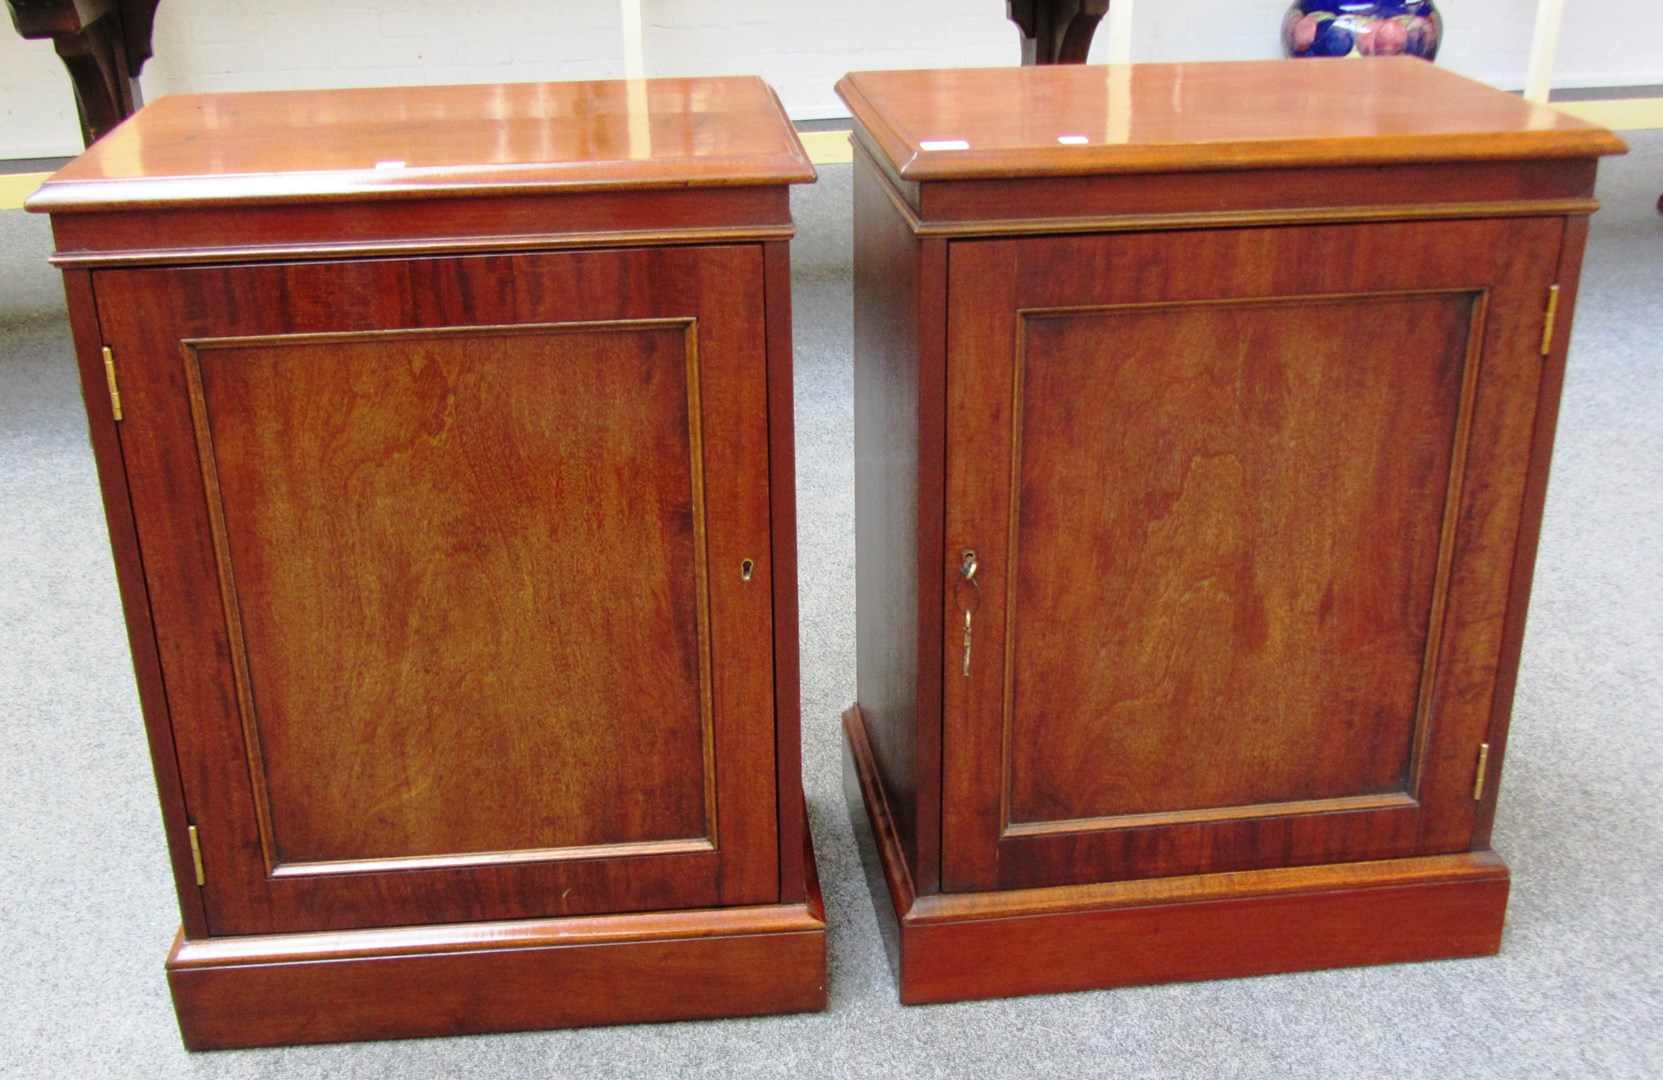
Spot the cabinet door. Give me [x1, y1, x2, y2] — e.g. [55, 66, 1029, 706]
[99, 245, 779, 935]
[942, 219, 1561, 891]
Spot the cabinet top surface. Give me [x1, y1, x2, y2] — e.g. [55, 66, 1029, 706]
[28, 76, 815, 213]
[837, 59, 1626, 181]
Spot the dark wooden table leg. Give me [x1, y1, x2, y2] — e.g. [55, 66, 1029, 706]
[6, 0, 160, 145]
[1007, 0, 1110, 65]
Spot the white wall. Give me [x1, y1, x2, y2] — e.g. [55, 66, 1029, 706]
[4, 0, 1661, 159]
[141, 1, 627, 96]
[0, 29, 82, 158]
[641, 1, 1012, 120]
[1413, 0, 1662, 91]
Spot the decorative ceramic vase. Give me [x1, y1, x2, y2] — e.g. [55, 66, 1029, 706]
[1282, 1, 1442, 61]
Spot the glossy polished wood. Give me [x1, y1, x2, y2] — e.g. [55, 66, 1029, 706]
[1472, 213, 1592, 851]
[62, 267, 210, 939]
[889, 154, 1607, 236]
[852, 148, 948, 896]
[198, 325, 718, 868]
[941, 218, 1560, 892]
[29, 76, 815, 211]
[763, 240, 809, 903]
[43, 185, 799, 268]
[31, 78, 812, 268]
[840, 60, 1620, 1004]
[847, 707, 1507, 1005]
[168, 831, 827, 1050]
[36, 76, 821, 1044]
[1006, 295, 1469, 824]
[101, 246, 781, 935]
[837, 59, 1624, 182]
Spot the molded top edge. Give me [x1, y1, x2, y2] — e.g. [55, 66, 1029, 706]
[29, 75, 816, 213]
[836, 60, 1627, 182]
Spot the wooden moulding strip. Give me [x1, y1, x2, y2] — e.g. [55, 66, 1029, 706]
[167, 826, 827, 1049]
[42, 184, 796, 267]
[843, 705, 919, 913]
[48, 223, 798, 268]
[899, 198, 1603, 239]
[842, 704, 1510, 1006]
[168, 903, 824, 967]
[849, 133, 1604, 240]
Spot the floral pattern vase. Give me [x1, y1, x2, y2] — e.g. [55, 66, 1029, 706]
[1282, 1, 1442, 61]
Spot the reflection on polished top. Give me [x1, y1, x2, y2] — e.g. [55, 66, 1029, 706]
[28, 76, 816, 212]
[837, 59, 1626, 181]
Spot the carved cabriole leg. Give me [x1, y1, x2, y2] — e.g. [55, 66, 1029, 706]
[53, 14, 140, 145]
[6, 0, 157, 145]
[1007, 0, 1111, 65]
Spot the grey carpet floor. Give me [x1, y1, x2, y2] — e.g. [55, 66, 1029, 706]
[1, 133, 1659, 1078]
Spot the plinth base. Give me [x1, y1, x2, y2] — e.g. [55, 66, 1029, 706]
[166, 826, 827, 1050]
[843, 705, 1509, 1005]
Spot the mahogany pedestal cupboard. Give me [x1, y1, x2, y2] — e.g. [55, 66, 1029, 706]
[28, 76, 823, 1049]
[837, 59, 1624, 1004]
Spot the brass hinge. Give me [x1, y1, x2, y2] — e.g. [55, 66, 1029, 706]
[101, 346, 123, 421]
[187, 824, 205, 886]
[1472, 742, 1491, 801]
[1539, 285, 1561, 357]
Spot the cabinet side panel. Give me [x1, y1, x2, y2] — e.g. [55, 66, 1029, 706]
[914, 236, 947, 897]
[853, 150, 941, 892]
[71, 270, 211, 939]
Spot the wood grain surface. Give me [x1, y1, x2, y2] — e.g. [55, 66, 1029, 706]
[97, 243, 780, 935]
[44, 185, 800, 268]
[763, 240, 808, 902]
[940, 217, 1561, 891]
[844, 705, 1508, 1006]
[1004, 292, 1474, 823]
[191, 321, 714, 868]
[167, 828, 828, 1049]
[840, 56, 1605, 1006]
[1471, 213, 1593, 851]
[900, 158, 1606, 236]
[62, 268, 213, 939]
[852, 145, 951, 895]
[46, 70, 821, 1044]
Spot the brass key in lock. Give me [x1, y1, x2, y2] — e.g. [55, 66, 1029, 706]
[955, 550, 980, 676]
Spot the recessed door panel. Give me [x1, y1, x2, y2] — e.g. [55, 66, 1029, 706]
[191, 322, 715, 871]
[99, 245, 779, 934]
[1007, 294, 1473, 827]
[943, 219, 1560, 891]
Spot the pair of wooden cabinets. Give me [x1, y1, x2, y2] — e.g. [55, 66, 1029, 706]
[33, 61, 1621, 1047]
